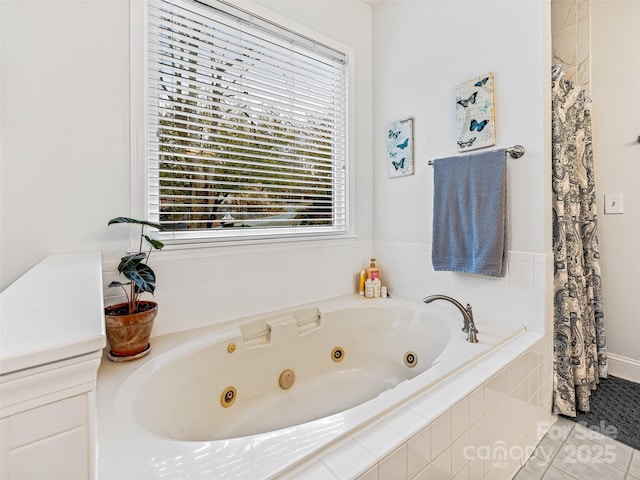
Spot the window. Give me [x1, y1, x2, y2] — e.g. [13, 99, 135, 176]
[145, 0, 349, 243]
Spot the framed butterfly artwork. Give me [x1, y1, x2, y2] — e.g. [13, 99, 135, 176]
[455, 72, 496, 152]
[387, 117, 414, 178]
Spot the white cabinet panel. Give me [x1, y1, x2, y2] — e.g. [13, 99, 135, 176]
[8, 425, 88, 480]
[8, 394, 86, 449]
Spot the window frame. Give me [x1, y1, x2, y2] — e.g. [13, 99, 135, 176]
[130, 0, 356, 250]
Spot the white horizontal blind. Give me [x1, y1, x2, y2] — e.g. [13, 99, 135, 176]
[147, 0, 348, 242]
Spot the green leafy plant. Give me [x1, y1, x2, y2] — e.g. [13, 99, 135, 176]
[107, 217, 165, 314]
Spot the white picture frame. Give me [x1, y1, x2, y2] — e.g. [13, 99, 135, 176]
[455, 72, 496, 152]
[387, 117, 414, 178]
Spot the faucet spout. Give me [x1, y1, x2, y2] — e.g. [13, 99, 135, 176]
[423, 295, 478, 343]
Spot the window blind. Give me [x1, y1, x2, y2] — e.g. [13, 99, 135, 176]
[147, 0, 348, 241]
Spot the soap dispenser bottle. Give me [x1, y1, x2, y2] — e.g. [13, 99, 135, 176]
[365, 258, 380, 280]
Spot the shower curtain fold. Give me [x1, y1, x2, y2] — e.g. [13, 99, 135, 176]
[552, 64, 608, 417]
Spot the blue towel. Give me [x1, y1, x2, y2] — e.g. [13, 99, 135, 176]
[431, 148, 507, 277]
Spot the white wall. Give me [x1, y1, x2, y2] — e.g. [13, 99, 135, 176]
[0, 0, 374, 336]
[371, 1, 553, 334]
[1, 0, 555, 339]
[372, 0, 550, 253]
[1, 0, 131, 290]
[591, 0, 640, 380]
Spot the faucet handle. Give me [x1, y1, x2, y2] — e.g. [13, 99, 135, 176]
[465, 304, 478, 333]
[460, 304, 473, 333]
[467, 327, 478, 343]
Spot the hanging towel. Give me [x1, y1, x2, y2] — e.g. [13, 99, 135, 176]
[431, 148, 507, 277]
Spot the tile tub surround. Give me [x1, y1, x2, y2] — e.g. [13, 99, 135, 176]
[372, 242, 553, 336]
[101, 239, 372, 338]
[283, 334, 553, 480]
[97, 294, 551, 479]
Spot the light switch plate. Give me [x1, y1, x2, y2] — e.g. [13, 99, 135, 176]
[604, 193, 624, 214]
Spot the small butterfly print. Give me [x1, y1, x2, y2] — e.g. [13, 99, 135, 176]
[470, 119, 489, 132]
[456, 91, 477, 108]
[396, 138, 409, 149]
[389, 151, 398, 158]
[388, 129, 400, 140]
[457, 137, 476, 148]
[392, 158, 406, 170]
[474, 77, 489, 87]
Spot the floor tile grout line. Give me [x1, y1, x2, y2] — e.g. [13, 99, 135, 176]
[538, 420, 576, 479]
[621, 439, 634, 477]
[624, 449, 636, 477]
[551, 425, 573, 474]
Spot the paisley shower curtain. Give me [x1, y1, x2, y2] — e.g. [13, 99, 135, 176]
[552, 64, 608, 417]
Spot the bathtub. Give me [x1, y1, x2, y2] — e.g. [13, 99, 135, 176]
[97, 294, 534, 479]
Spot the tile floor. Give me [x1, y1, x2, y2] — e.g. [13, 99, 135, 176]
[514, 416, 640, 479]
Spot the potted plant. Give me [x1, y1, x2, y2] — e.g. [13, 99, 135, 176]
[104, 217, 165, 361]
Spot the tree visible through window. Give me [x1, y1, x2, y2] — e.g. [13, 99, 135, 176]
[147, 0, 348, 241]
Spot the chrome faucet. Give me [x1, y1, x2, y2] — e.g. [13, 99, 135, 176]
[423, 295, 478, 343]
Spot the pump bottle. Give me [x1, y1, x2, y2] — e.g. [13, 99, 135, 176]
[365, 258, 380, 280]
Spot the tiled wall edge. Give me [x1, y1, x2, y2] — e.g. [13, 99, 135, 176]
[101, 240, 374, 337]
[101, 241, 552, 337]
[373, 242, 553, 334]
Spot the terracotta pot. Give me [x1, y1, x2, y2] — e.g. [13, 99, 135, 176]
[104, 301, 158, 359]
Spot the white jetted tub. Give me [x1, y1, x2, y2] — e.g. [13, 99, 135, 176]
[97, 295, 528, 479]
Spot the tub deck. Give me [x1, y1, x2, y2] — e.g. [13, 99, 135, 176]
[97, 294, 541, 480]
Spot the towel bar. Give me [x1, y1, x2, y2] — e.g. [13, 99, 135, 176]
[428, 145, 525, 165]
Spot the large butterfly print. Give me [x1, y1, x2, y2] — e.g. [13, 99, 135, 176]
[470, 119, 489, 132]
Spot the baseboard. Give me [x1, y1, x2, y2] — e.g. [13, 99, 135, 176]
[608, 353, 640, 383]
